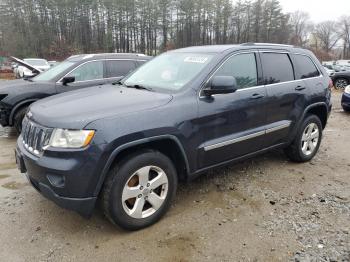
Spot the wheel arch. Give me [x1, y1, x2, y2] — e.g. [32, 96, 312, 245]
[94, 135, 190, 197]
[302, 102, 329, 129]
[9, 99, 38, 125]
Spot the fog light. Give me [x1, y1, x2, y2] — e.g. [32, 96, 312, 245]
[47, 174, 65, 188]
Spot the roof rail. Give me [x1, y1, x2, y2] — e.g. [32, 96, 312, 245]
[240, 42, 294, 48]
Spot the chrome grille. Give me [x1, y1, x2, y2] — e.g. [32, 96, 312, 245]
[22, 117, 52, 155]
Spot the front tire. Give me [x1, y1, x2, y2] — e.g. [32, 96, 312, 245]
[284, 115, 322, 162]
[13, 107, 28, 134]
[102, 150, 177, 230]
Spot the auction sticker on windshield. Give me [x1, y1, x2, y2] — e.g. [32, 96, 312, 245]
[184, 57, 209, 63]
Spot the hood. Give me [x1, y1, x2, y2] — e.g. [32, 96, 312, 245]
[11, 57, 42, 73]
[0, 79, 53, 102]
[29, 85, 173, 129]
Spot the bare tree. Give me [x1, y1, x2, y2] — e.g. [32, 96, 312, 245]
[314, 21, 340, 53]
[338, 16, 350, 59]
[289, 11, 311, 46]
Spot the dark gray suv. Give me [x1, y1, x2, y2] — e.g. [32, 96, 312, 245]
[0, 53, 151, 132]
[15, 43, 332, 230]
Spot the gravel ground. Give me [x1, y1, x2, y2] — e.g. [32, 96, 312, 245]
[0, 91, 349, 262]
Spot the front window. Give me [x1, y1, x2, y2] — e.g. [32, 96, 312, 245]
[33, 61, 75, 81]
[123, 53, 213, 91]
[214, 53, 258, 89]
[66, 61, 104, 82]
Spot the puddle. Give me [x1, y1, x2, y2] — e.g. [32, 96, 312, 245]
[0, 163, 17, 170]
[1, 181, 27, 190]
[0, 175, 10, 180]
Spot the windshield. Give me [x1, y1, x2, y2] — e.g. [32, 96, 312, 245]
[24, 59, 48, 67]
[123, 53, 213, 91]
[33, 61, 75, 81]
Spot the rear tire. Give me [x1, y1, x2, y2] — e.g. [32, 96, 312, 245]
[13, 107, 28, 134]
[284, 115, 322, 162]
[102, 150, 177, 230]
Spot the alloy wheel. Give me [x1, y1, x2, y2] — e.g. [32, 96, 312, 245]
[335, 79, 348, 89]
[121, 166, 169, 219]
[301, 123, 319, 156]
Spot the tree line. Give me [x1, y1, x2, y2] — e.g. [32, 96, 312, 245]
[0, 0, 349, 61]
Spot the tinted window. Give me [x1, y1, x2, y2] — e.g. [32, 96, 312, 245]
[293, 54, 320, 79]
[67, 61, 103, 81]
[106, 60, 136, 78]
[214, 53, 257, 89]
[261, 53, 294, 84]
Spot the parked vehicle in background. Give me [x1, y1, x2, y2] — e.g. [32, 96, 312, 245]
[15, 58, 50, 78]
[48, 61, 59, 67]
[15, 43, 332, 230]
[323, 66, 335, 77]
[0, 53, 151, 132]
[341, 85, 350, 112]
[331, 71, 350, 89]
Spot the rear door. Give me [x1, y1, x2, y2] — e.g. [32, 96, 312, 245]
[261, 51, 310, 148]
[104, 60, 138, 84]
[196, 51, 267, 169]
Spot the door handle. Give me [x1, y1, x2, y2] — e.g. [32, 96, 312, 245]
[250, 93, 265, 99]
[295, 86, 306, 91]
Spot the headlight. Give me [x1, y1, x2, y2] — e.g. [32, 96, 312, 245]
[345, 85, 350, 94]
[49, 129, 95, 148]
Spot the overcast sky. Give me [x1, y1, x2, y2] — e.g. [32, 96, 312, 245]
[278, 0, 350, 22]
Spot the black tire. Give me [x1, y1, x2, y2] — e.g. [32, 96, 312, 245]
[102, 150, 177, 231]
[284, 115, 322, 163]
[13, 107, 28, 134]
[334, 78, 349, 90]
[343, 106, 350, 112]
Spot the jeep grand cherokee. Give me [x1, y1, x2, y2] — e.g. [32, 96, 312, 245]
[15, 43, 332, 230]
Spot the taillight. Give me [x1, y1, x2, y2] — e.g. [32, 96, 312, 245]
[328, 79, 333, 90]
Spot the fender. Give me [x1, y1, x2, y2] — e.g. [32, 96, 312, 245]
[93, 134, 190, 196]
[9, 99, 38, 125]
[290, 102, 328, 141]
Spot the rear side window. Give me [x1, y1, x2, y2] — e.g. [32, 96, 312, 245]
[261, 53, 294, 84]
[293, 54, 320, 79]
[106, 60, 136, 78]
[214, 53, 258, 89]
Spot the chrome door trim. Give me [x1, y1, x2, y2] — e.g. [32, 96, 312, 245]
[265, 122, 291, 134]
[204, 122, 291, 151]
[204, 131, 265, 151]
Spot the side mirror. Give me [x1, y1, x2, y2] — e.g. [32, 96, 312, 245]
[62, 76, 75, 86]
[203, 76, 238, 96]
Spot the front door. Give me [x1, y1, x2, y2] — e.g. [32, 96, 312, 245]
[56, 60, 106, 92]
[196, 52, 267, 169]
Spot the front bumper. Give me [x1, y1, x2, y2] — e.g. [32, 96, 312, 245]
[341, 92, 350, 110]
[15, 136, 104, 217]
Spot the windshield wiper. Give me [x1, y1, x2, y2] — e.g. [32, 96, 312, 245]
[125, 84, 153, 92]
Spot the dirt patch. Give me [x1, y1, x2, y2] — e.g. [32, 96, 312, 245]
[1, 181, 27, 190]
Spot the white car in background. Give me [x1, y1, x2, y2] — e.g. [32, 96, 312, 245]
[15, 58, 50, 78]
